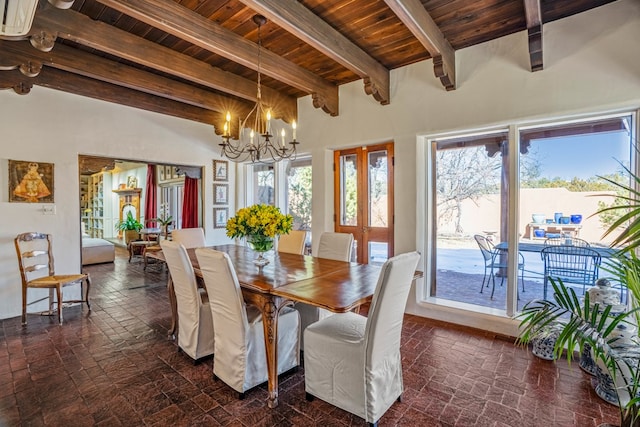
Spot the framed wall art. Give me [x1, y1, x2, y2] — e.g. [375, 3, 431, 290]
[213, 159, 228, 182]
[214, 207, 228, 229]
[9, 160, 54, 203]
[214, 183, 228, 205]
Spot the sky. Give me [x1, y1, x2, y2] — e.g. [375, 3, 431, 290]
[529, 131, 632, 180]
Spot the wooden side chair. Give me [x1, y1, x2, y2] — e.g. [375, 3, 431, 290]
[14, 232, 91, 325]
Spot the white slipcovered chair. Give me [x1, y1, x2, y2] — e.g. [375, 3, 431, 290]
[297, 232, 355, 343]
[277, 230, 307, 255]
[171, 227, 206, 248]
[304, 251, 420, 427]
[161, 240, 214, 361]
[195, 247, 301, 398]
[317, 232, 354, 262]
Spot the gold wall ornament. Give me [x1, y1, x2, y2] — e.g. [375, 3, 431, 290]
[9, 160, 54, 203]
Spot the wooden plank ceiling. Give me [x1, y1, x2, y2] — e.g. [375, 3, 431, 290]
[0, 0, 617, 135]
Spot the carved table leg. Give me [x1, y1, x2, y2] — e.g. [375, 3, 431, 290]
[260, 296, 280, 408]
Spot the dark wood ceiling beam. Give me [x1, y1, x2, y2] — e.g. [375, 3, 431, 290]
[383, 0, 456, 91]
[523, 0, 543, 71]
[0, 67, 227, 129]
[32, 5, 298, 122]
[238, 0, 390, 106]
[0, 40, 253, 121]
[93, 0, 339, 116]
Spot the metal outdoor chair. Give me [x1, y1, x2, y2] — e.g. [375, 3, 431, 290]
[540, 245, 601, 300]
[473, 234, 525, 299]
[544, 236, 590, 247]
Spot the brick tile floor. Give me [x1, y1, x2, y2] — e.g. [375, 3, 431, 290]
[0, 248, 621, 426]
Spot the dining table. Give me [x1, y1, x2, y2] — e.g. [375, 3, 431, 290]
[494, 241, 620, 258]
[152, 244, 422, 409]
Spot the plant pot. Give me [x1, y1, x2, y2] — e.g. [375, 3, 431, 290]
[124, 230, 139, 244]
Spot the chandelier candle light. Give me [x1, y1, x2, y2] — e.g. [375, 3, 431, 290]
[219, 15, 300, 163]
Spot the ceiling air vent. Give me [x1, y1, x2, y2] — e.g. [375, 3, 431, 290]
[0, 0, 38, 37]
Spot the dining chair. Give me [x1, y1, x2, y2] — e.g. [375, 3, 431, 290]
[277, 230, 307, 255]
[541, 245, 601, 300]
[544, 236, 590, 247]
[304, 251, 420, 427]
[297, 232, 355, 342]
[171, 227, 206, 248]
[160, 240, 214, 361]
[317, 232, 354, 261]
[195, 248, 300, 398]
[14, 232, 91, 325]
[473, 234, 525, 298]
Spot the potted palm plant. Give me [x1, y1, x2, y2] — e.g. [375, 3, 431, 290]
[149, 213, 173, 240]
[115, 211, 144, 244]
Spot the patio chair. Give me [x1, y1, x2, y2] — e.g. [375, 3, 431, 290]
[473, 234, 525, 299]
[540, 245, 601, 300]
[544, 236, 590, 247]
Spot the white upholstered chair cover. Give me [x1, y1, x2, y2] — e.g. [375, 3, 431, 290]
[171, 228, 206, 248]
[317, 232, 354, 262]
[304, 251, 420, 425]
[195, 248, 301, 394]
[277, 230, 307, 255]
[298, 232, 355, 344]
[160, 240, 214, 361]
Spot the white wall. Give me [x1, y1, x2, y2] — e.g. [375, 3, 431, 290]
[0, 89, 234, 319]
[297, 0, 640, 335]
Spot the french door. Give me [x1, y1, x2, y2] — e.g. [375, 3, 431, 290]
[334, 143, 394, 264]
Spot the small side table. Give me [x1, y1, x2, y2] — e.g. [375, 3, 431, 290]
[128, 240, 156, 262]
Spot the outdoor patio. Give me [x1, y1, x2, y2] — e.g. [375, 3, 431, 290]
[433, 239, 623, 312]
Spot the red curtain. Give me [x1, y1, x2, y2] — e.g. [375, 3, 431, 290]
[144, 165, 157, 227]
[182, 176, 199, 228]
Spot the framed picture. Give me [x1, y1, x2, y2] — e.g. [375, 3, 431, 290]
[214, 183, 228, 205]
[165, 166, 174, 180]
[214, 207, 228, 229]
[213, 159, 228, 182]
[9, 160, 54, 203]
[127, 176, 138, 188]
[158, 166, 165, 182]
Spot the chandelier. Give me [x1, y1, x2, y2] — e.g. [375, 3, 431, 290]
[219, 15, 299, 163]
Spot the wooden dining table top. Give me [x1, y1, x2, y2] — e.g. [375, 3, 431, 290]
[185, 244, 383, 313]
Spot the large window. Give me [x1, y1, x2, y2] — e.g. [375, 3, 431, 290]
[430, 131, 511, 310]
[422, 112, 636, 317]
[159, 184, 184, 229]
[251, 164, 275, 205]
[286, 158, 312, 231]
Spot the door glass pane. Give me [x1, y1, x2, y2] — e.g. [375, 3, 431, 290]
[369, 242, 388, 265]
[433, 132, 509, 310]
[368, 150, 388, 227]
[339, 154, 358, 226]
[517, 115, 633, 310]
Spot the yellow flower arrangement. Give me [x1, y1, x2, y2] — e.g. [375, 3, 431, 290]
[226, 204, 293, 252]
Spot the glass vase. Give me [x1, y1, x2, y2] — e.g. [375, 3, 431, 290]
[247, 235, 274, 266]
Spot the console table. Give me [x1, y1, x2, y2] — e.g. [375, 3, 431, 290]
[525, 222, 582, 240]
